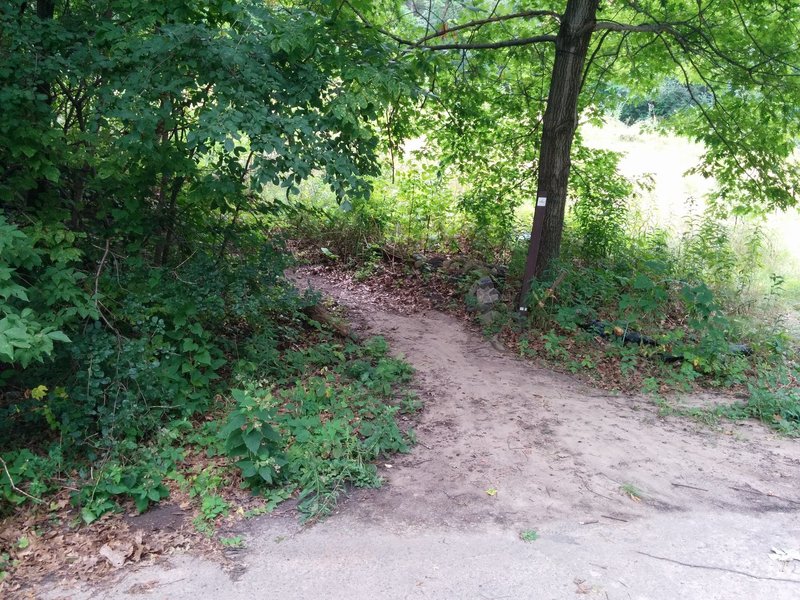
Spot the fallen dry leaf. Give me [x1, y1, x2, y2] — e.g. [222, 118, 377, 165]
[98, 543, 129, 569]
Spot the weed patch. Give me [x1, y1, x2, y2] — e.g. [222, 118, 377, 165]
[221, 338, 415, 521]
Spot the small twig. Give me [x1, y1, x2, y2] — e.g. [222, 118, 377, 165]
[537, 270, 567, 307]
[671, 482, 709, 492]
[0, 456, 43, 504]
[172, 250, 198, 285]
[94, 239, 111, 301]
[442, 490, 468, 506]
[404, 459, 432, 467]
[637, 551, 800, 584]
[95, 299, 123, 338]
[90, 241, 125, 339]
[730, 485, 800, 506]
[91, 243, 127, 259]
[601, 514, 628, 522]
[584, 485, 617, 503]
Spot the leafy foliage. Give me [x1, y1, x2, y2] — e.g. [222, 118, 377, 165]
[0, 215, 96, 368]
[221, 337, 415, 520]
[0, 0, 420, 524]
[570, 146, 638, 261]
[723, 363, 800, 436]
[617, 79, 713, 125]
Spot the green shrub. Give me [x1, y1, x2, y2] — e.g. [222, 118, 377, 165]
[724, 364, 800, 435]
[0, 232, 307, 519]
[0, 214, 97, 369]
[220, 337, 415, 521]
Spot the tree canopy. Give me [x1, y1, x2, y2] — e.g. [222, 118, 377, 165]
[333, 0, 800, 293]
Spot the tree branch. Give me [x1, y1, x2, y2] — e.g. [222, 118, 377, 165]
[342, 0, 415, 47]
[594, 20, 678, 34]
[658, 34, 755, 189]
[1, 456, 43, 504]
[419, 35, 557, 51]
[637, 551, 800, 584]
[415, 9, 561, 45]
[343, 0, 556, 51]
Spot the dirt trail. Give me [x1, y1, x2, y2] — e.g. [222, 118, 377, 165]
[298, 269, 800, 525]
[44, 268, 800, 599]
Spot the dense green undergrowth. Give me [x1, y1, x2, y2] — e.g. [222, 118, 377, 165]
[513, 232, 800, 434]
[0, 217, 417, 523]
[1, 0, 420, 532]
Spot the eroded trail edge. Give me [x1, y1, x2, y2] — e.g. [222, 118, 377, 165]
[46, 267, 800, 600]
[291, 267, 800, 529]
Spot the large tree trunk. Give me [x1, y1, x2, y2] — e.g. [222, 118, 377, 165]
[518, 0, 598, 308]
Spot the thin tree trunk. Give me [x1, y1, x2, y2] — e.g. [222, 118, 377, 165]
[23, 0, 56, 207]
[35, 0, 55, 101]
[158, 176, 185, 266]
[519, 0, 597, 305]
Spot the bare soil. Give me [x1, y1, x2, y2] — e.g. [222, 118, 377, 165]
[293, 267, 800, 528]
[38, 266, 800, 599]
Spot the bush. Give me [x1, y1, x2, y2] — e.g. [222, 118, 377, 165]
[0, 230, 303, 517]
[221, 337, 415, 520]
[524, 213, 765, 389]
[0, 214, 97, 369]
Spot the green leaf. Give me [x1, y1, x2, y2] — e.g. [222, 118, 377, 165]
[237, 460, 257, 478]
[221, 412, 247, 437]
[0, 338, 14, 360]
[261, 425, 281, 442]
[195, 349, 212, 366]
[135, 494, 150, 513]
[81, 507, 97, 524]
[42, 165, 60, 183]
[46, 330, 71, 343]
[257, 466, 274, 484]
[632, 274, 654, 290]
[244, 429, 263, 454]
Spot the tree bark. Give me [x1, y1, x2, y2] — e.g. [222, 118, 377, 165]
[519, 0, 598, 306]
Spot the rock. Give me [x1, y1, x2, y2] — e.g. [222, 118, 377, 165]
[491, 264, 509, 279]
[478, 310, 500, 326]
[464, 259, 483, 272]
[469, 276, 501, 312]
[473, 276, 494, 289]
[428, 256, 445, 270]
[447, 259, 465, 274]
[99, 543, 132, 569]
[476, 286, 501, 310]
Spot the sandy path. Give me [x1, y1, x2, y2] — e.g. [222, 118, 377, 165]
[44, 268, 800, 599]
[298, 269, 800, 526]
